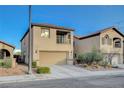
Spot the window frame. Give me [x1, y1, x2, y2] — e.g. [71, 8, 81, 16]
[102, 34, 112, 45]
[41, 28, 50, 38]
[114, 39, 121, 48]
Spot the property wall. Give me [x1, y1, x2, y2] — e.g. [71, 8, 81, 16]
[74, 35, 100, 55]
[100, 29, 124, 64]
[32, 26, 73, 65]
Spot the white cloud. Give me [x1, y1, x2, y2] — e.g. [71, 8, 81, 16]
[14, 49, 21, 54]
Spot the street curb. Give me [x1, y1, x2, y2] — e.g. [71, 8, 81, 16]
[0, 71, 124, 84]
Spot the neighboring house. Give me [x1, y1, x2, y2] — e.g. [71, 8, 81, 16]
[74, 27, 124, 65]
[21, 23, 74, 66]
[0, 41, 15, 59]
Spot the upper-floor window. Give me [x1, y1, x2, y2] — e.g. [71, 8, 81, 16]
[56, 31, 71, 44]
[41, 28, 50, 38]
[57, 35, 65, 44]
[102, 34, 112, 45]
[113, 38, 121, 48]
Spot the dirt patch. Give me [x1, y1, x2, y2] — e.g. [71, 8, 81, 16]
[0, 64, 28, 76]
[78, 64, 123, 71]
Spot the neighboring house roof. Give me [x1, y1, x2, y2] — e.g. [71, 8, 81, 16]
[76, 27, 124, 40]
[73, 35, 80, 39]
[20, 23, 75, 42]
[0, 41, 15, 49]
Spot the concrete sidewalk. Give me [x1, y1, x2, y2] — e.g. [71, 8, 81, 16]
[0, 75, 39, 84]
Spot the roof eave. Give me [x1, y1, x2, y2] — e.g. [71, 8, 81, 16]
[31, 23, 75, 31]
[0, 41, 15, 49]
[20, 23, 75, 42]
[79, 32, 100, 40]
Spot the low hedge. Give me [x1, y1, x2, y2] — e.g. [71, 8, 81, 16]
[2, 61, 12, 68]
[32, 61, 37, 68]
[37, 67, 50, 74]
[0, 59, 4, 67]
[0, 59, 12, 68]
[0, 62, 3, 67]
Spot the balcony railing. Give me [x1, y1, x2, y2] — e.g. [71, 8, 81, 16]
[57, 38, 71, 44]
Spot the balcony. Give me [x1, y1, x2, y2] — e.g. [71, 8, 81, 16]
[56, 31, 71, 44]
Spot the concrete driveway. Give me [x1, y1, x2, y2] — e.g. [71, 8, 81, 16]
[36, 65, 93, 79]
[36, 64, 124, 80]
[50, 65, 92, 78]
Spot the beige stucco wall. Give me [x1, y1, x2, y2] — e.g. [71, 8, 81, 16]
[74, 36, 100, 55]
[21, 33, 29, 64]
[21, 26, 73, 65]
[0, 42, 14, 59]
[73, 37, 79, 54]
[100, 29, 124, 64]
[32, 26, 73, 66]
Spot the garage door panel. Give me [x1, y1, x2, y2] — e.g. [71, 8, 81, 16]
[112, 54, 120, 65]
[39, 51, 67, 65]
[103, 53, 120, 65]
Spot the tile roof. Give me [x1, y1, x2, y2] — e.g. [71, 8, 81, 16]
[0, 41, 15, 49]
[32, 23, 75, 31]
[76, 26, 124, 40]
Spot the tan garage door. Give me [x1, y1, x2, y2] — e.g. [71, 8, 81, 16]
[112, 54, 120, 65]
[39, 51, 67, 66]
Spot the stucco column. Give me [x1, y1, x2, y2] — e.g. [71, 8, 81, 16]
[67, 31, 73, 65]
[3, 51, 6, 59]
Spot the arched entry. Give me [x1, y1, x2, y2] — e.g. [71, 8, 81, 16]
[0, 49, 11, 59]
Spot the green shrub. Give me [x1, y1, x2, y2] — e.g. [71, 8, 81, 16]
[93, 52, 103, 63]
[101, 61, 108, 68]
[37, 67, 50, 74]
[77, 54, 86, 64]
[77, 48, 103, 65]
[0, 59, 12, 68]
[32, 61, 37, 68]
[3, 59, 12, 68]
[0, 62, 3, 67]
[85, 53, 94, 64]
[0, 59, 4, 67]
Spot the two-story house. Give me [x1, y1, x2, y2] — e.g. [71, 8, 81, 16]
[74, 27, 124, 65]
[21, 23, 74, 66]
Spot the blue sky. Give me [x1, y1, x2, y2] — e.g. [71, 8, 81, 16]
[0, 5, 124, 49]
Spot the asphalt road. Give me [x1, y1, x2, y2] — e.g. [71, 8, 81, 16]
[0, 75, 124, 88]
